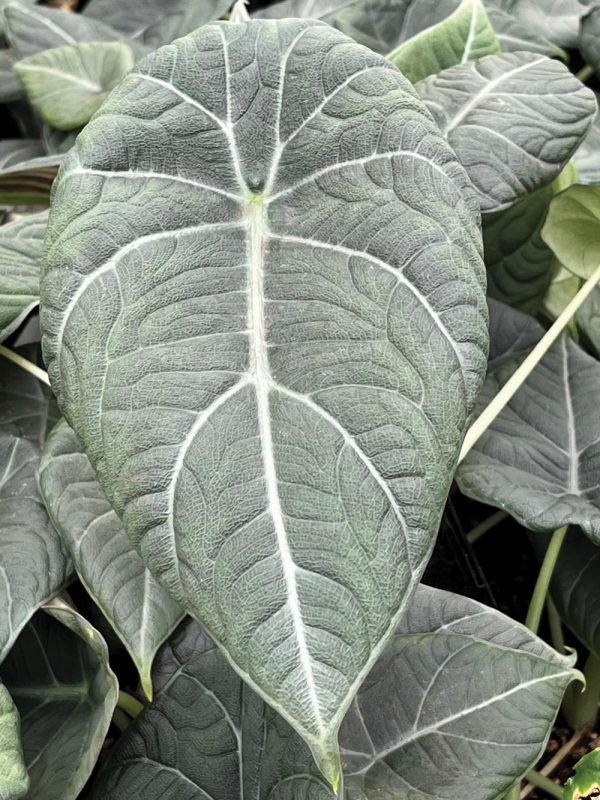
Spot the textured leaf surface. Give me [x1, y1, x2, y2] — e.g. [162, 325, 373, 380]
[38, 419, 185, 700]
[4, 2, 123, 61]
[486, 299, 543, 372]
[457, 336, 600, 542]
[83, 0, 231, 47]
[387, 0, 500, 84]
[486, 6, 566, 57]
[542, 185, 600, 280]
[573, 110, 600, 185]
[531, 527, 600, 658]
[0, 600, 118, 800]
[0, 153, 60, 207]
[14, 41, 135, 131]
[0, 684, 28, 800]
[0, 211, 47, 342]
[486, 0, 587, 47]
[42, 125, 79, 156]
[577, 286, 600, 357]
[254, 0, 354, 20]
[40, 19, 488, 776]
[341, 585, 577, 800]
[416, 53, 597, 212]
[580, 6, 600, 78]
[89, 618, 333, 800]
[483, 186, 555, 312]
[0, 349, 69, 664]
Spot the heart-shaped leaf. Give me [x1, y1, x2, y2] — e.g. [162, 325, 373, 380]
[14, 41, 135, 131]
[0, 684, 28, 800]
[0, 348, 70, 664]
[38, 419, 185, 700]
[341, 585, 578, 800]
[40, 19, 488, 778]
[483, 186, 555, 312]
[0, 599, 118, 800]
[487, 299, 543, 372]
[456, 336, 600, 543]
[416, 53, 597, 212]
[0, 211, 47, 343]
[542, 185, 600, 280]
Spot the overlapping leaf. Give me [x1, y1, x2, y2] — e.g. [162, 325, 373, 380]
[543, 264, 580, 319]
[0, 684, 28, 800]
[0, 211, 47, 343]
[0, 51, 21, 104]
[40, 19, 488, 778]
[456, 336, 600, 543]
[486, 0, 587, 48]
[0, 153, 61, 207]
[38, 419, 185, 700]
[485, 6, 566, 57]
[543, 184, 600, 279]
[486, 299, 543, 372]
[573, 110, 600, 185]
[416, 53, 596, 212]
[0, 600, 118, 800]
[254, 0, 354, 20]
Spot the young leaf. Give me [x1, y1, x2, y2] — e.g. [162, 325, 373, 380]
[0, 211, 47, 343]
[483, 185, 555, 312]
[542, 185, 600, 280]
[530, 527, 600, 658]
[254, 0, 355, 20]
[487, 299, 543, 372]
[485, 6, 566, 58]
[416, 53, 597, 212]
[388, 0, 501, 84]
[38, 419, 185, 700]
[0, 153, 61, 207]
[3, 2, 124, 61]
[341, 585, 578, 800]
[40, 19, 488, 778]
[0, 684, 28, 800]
[0, 349, 70, 664]
[543, 264, 581, 320]
[83, 0, 231, 48]
[14, 41, 135, 131]
[0, 600, 119, 800]
[89, 619, 333, 800]
[564, 747, 600, 800]
[456, 336, 600, 543]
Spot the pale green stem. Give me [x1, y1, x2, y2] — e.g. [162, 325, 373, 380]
[504, 784, 521, 800]
[117, 690, 144, 718]
[525, 769, 563, 799]
[111, 707, 131, 733]
[566, 651, 600, 730]
[0, 344, 50, 386]
[466, 509, 508, 544]
[576, 64, 595, 83]
[546, 596, 565, 654]
[459, 264, 600, 463]
[525, 526, 569, 635]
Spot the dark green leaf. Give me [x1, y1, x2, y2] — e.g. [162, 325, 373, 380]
[0, 153, 62, 208]
[486, 6, 566, 57]
[456, 336, 600, 543]
[416, 53, 597, 212]
[0, 211, 47, 343]
[38, 419, 185, 700]
[0, 684, 28, 800]
[486, 298, 543, 372]
[0, 599, 118, 800]
[40, 19, 488, 777]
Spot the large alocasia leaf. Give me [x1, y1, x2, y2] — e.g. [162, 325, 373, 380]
[483, 186, 555, 312]
[38, 419, 185, 700]
[89, 587, 577, 800]
[0, 348, 70, 664]
[486, 298, 543, 372]
[416, 53, 596, 212]
[543, 264, 580, 320]
[14, 41, 135, 131]
[531, 527, 600, 657]
[0, 211, 47, 342]
[456, 336, 600, 543]
[341, 585, 578, 800]
[0, 599, 118, 800]
[0, 684, 28, 800]
[542, 185, 600, 280]
[40, 19, 488, 779]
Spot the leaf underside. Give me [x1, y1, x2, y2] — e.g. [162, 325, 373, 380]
[40, 19, 488, 775]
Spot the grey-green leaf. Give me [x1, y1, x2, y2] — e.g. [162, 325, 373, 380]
[0, 141, 43, 169]
[0, 684, 28, 800]
[89, 618, 333, 800]
[83, 0, 231, 47]
[577, 286, 600, 357]
[38, 419, 185, 700]
[342, 585, 578, 800]
[0, 211, 47, 343]
[14, 41, 135, 131]
[3, 2, 124, 61]
[0, 600, 118, 800]
[531, 527, 600, 658]
[416, 52, 597, 212]
[0, 50, 21, 104]
[483, 185, 555, 313]
[456, 336, 600, 543]
[40, 19, 488, 778]
[0, 349, 69, 664]
[573, 108, 600, 185]
[486, 0, 587, 48]
[580, 6, 600, 79]
[486, 6, 566, 57]
[486, 298, 543, 372]
[254, 0, 355, 20]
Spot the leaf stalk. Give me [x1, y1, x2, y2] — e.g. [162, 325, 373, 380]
[0, 344, 50, 386]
